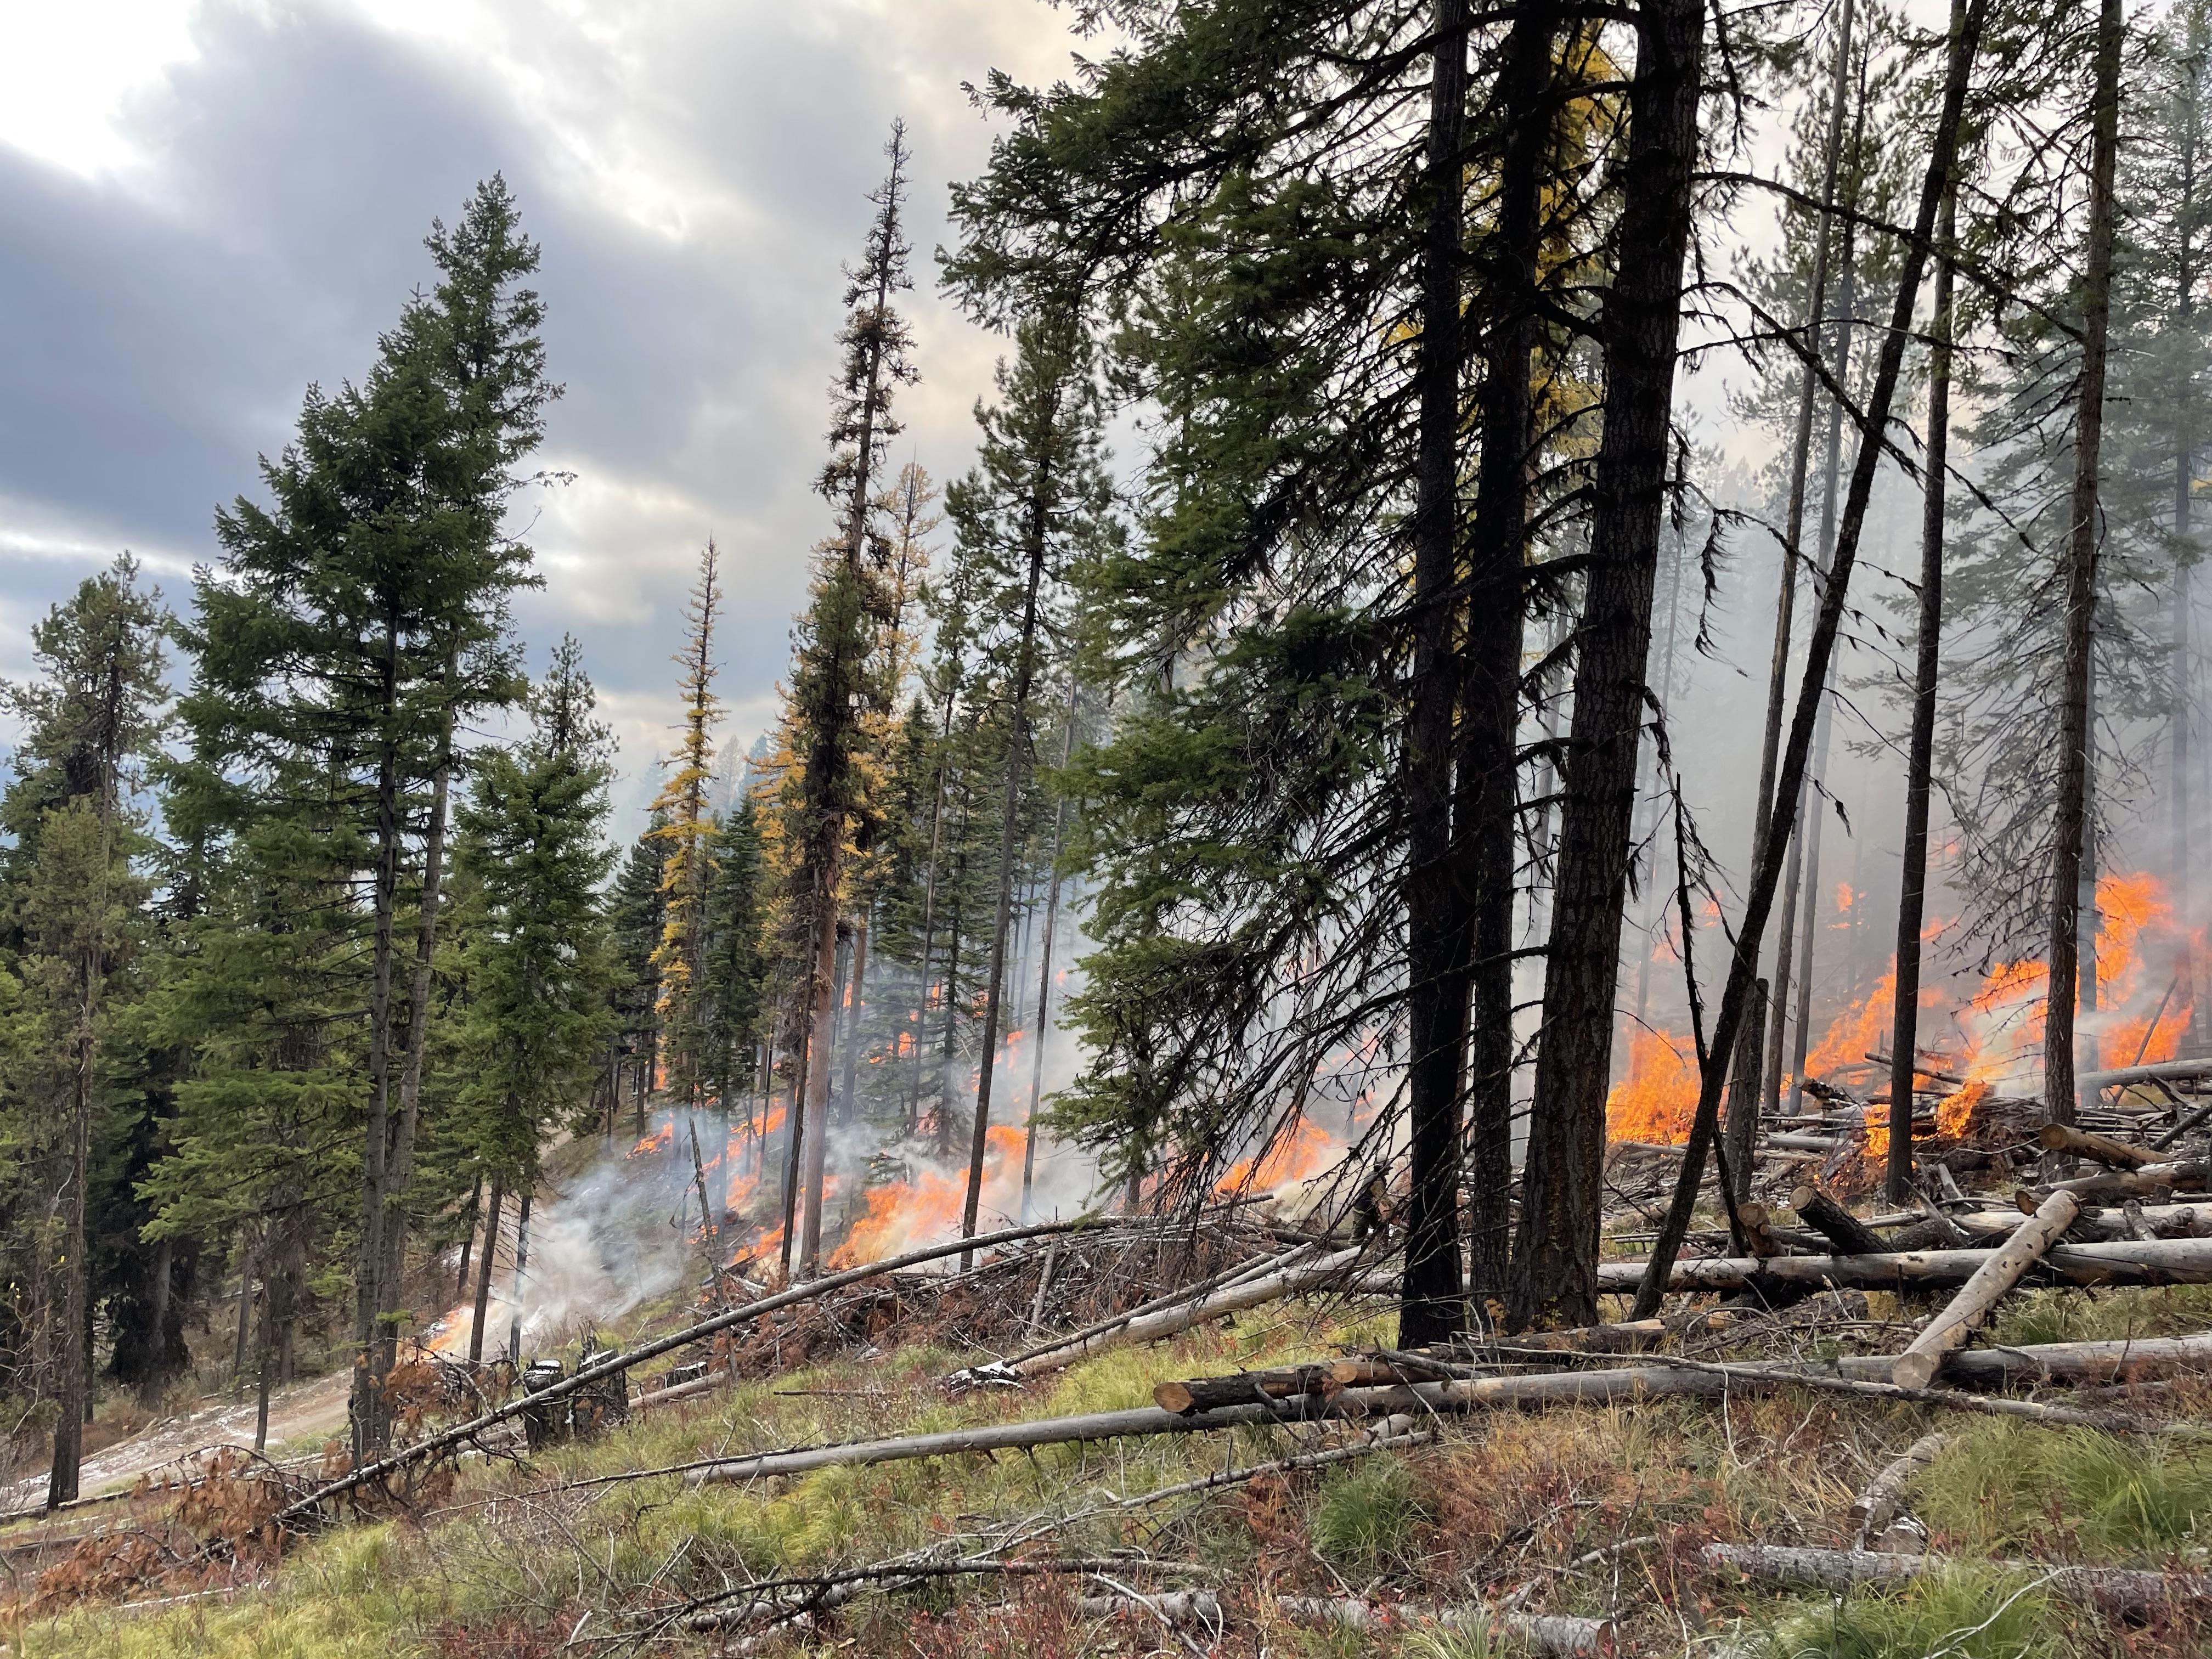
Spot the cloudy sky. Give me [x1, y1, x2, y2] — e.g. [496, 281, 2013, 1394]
[0, 0, 1088, 830]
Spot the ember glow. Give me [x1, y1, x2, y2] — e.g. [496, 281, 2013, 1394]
[1215, 1115, 1337, 1199]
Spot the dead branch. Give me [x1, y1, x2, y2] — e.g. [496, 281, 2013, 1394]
[1702, 1541, 2212, 1613]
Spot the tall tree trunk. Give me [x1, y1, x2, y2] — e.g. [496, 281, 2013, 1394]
[351, 615, 404, 1459]
[469, 1171, 503, 1367]
[907, 691, 960, 1132]
[142, 1235, 174, 1405]
[796, 902, 838, 1276]
[1887, 167, 1958, 1203]
[47, 961, 94, 1507]
[506, 1184, 532, 1362]
[1725, 978, 1768, 1205]
[1760, 39, 1867, 1124]
[1784, 210, 1861, 1111]
[1509, 0, 1707, 1330]
[1632, 525, 1688, 1029]
[1022, 683, 1080, 1221]
[838, 916, 869, 1128]
[1631, 0, 1985, 1317]
[1461, 0, 1553, 1315]
[2045, 0, 2123, 1128]
[1399, 0, 1475, 1348]
[455, 1170, 483, 1300]
[961, 417, 1060, 1267]
[936, 804, 973, 1157]
[1758, 14, 1859, 1120]
[375, 702, 456, 1389]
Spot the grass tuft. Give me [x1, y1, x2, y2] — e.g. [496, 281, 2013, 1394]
[1920, 1419, 2212, 1558]
[1308, 1454, 1424, 1576]
[1752, 1567, 2068, 1659]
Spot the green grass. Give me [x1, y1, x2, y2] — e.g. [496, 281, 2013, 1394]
[1920, 1418, 2212, 1558]
[1752, 1567, 2069, 1659]
[1308, 1455, 1425, 1576]
[1987, 1284, 2212, 1347]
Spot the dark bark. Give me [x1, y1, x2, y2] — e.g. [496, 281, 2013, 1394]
[351, 613, 403, 1459]
[1630, 0, 1986, 1319]
[1888, 171, 1957, 1202]
[1753, 0, 1858, 1125]
[961, 385, 1059, 1268]
[1460, 0, 1554, 1315]
[2044, 0, 2121, 1129]
[1509, 0, 1706, 1330]
[1399, 0, 1475, 1349]
[1724, 978, 1768, 1207]
[838, 917, 869, 1128]
[469, 1171, 503, 1368]
[455, 1170, 483, 1300]
[1023, 685, 1079, 1222]
[506, 1185, 532, 1363]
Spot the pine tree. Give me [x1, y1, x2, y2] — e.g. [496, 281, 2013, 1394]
[448, 636, 618, 1361]
[782, 123, 919, 1277]
[1, 555, 170, 1504]
[647, 542, 724, 1113]
[188, 177, 554, 1451]
[944, 309, 1118, 1258]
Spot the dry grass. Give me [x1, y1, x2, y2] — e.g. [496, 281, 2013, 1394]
[9, 1283, 2211, 1658]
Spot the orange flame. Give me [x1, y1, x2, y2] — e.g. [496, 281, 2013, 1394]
[1606, 1028, 1699, 1146]
[1215, 1116, 1337, 1198]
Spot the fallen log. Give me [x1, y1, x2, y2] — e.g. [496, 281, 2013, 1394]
[1848, 1431, 1948, 1548]
[270, 1214, 1120, 1533]
[2038, 1123, 2157, 1170]
[1892, 1190, 2080, 1389]
[1077, 1589, 1223, 1627]
[1154, 1362, 1362, 1415]
[669, 1333, 2212, 1490]
[1595, 1235, 2212, 1293]
[1701, 1541, 2212, 1613]
[1790, 1186, 1888, 1256]
[1949, 1203, 2205, 1243]
[2039, 1159, 2205, 1199]
[957, 1245, 1370, 1386]
[1272, 1596, 1612, 1656]
[2076, 1058, 2212, 1091]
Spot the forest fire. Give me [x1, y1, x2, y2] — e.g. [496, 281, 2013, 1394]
[1215, 1115, 1339, 1198]
[1606, 1026, 1699, 1145]
[827, 1124, 1030, 1268]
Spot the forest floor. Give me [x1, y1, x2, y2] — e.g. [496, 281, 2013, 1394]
[6, 1263, 2212, 1659]
[0, 1371, 352, 1519]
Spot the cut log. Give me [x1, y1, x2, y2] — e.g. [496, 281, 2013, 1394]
[1848, 1431, 1948, 1548]
[2038, 1122, 2157, 1169]
[1154, 1363, 1348, 1415]
[1892, 1190, 2081, 1389]
[1702, 1541, 2212, 1613]
[1596, 1235, 2212, 1293]
[1790, 1186, 1888, 1255]
[1077, 1589, 1223, 1627]
[1273, 1598, 1612, 1656]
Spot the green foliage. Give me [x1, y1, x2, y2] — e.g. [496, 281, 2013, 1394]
[1920, 1419, 2212, 1558]
[1751, 1568, 2068, 1659]
[1308, 1454, 1424, 1576]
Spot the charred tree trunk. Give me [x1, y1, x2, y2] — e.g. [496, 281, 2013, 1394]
[1631, 0, 1985, 1318]
[1510, 0, 1706, 1329]
[2045, 0, 2122, 1129]
[1887, 169, 1958, 1202]
[1752, 0, 1858, 1126]
[1460, 0, 1554, 1317]
[839, 915, 870, 1128]
[469, 1171, 504, 1368]
[1400, 0, 1475, 1347]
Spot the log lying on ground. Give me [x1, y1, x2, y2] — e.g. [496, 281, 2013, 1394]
[2039, 1122, 2158, 1169]
[1892, 1190, 2080, 1389]
[1153, 1360, 1393, 1415]
[1077, 1589, 1223, 1627]
[1272, 1596, 1612, 1656]
[1702, 1541, 2212, 1613]
[1595, 1235, 2212, 1293]
[956, 1245, 1370, 1386]
[2078, 1058, 2212, 1091]
[677, 1333, 2212, 1489]
[1790, 1186, 1888, 1256]
[1951, 1203, 2207, 1243]
[2039, 1160, 2206, 1200]
[269, 1215, 1120, 1532]
[1848, 1431, 1948, 1548]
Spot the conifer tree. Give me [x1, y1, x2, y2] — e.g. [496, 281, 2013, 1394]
[648, 542, 724, 1113]
[946, 309, 1117, 1258]
[189, 177, 554, 1451]
[782, 123, 918, 1276]
[2, 556, 168, 1505]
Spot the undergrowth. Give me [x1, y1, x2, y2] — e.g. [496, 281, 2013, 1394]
[1751, 1567, 2068, 1659]
[1919, 1417, 2212, 1558]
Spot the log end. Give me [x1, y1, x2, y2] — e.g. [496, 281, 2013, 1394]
[1791, 1184, 1821, 1214]
[1890, 1352, 1939, 1391]
[2038, 1124, 2069, 1152]
[1152, 1380, 1199, 1415]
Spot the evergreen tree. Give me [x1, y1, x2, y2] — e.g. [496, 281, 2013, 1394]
[187, 177, 555, 1451]
[647, 542, 724, 1112]
[0, 555, 169, 1504]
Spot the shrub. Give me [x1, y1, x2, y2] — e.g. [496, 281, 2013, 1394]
[1752, 1567, 2068, 1659]
[1308, 1456, 1424, 1575]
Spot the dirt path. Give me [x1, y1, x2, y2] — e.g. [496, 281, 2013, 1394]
[0, 1369, 351, 1515]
